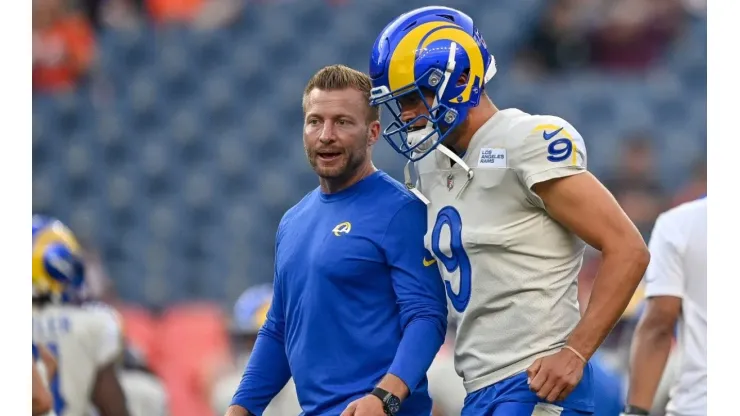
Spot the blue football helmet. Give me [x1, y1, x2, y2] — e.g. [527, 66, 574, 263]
[32, 215, 85, 300]
[369, 6, 497, 161]
[231, 283, 273, 335]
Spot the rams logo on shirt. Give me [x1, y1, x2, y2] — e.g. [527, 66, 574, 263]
[332, 222, 352, 237]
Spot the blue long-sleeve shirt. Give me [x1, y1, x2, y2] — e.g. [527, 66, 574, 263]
[232, 171, 448, 416]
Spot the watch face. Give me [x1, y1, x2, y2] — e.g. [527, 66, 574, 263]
[386, 396, 401, 414]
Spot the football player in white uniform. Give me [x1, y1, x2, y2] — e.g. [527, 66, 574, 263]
[622, 197, 707, 416]
[369, 6, 650, 415]
[117, 346, 169, 416]
[63, 253, 169, 416]
[32, 215, 130, 416]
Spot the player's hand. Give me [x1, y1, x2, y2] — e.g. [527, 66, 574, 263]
[526, 347, 585, 402]
[340, 394, 386, 416]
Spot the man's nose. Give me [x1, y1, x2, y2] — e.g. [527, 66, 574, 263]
[319, 123, 335, 142]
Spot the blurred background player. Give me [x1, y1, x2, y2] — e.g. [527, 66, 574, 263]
[65, 246, 171, 416]
[622, 197, 707, 416]
[117, 346, 170, 416]
[33, 343, 57, 416]
[208, 284, 300, 416]
[32, 215, 131, 416]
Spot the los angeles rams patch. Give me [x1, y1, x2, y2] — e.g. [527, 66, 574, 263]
[478, 148, 507, 168]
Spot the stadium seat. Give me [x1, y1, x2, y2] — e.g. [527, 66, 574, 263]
[117, 305, 160, 363]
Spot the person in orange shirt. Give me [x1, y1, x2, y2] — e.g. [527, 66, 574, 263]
[33, 0, 95, 93]
[146, 0, 244, 30]
[146, 0, 203, 24]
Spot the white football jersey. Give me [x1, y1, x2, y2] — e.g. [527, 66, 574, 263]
[33, 303, 125, 416]
[644, 198, 707, 416]
[119, 370, 169, 416]
[416, 108, 588, 392]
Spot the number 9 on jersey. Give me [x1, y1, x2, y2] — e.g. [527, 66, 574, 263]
[431, 206, 472, 313]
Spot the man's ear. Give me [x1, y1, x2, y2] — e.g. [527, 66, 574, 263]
[367, 120, 381, 147]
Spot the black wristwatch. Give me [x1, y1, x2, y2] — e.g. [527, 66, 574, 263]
[622, 404, 650, 415]
[371, 387, 401, 415]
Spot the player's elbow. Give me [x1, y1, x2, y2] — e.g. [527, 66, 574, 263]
[399, 301, 447, 339]
[604, 232, 650, 275]
[637, 296, 681, 340]
[417, 309, 448, 340]
[257, 319, 285, 344]
[628, 241, 651, 274]
[634, 313, 675, 349]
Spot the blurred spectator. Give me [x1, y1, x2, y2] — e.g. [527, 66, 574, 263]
[33, 0, 96, 93]
[146, 0, 243, 30]
[615, 188, 664, 242]
[81, 0, 145, 32]
[589, 0, 685, 71]
[603, 134, 664, 195]
[518, 0, 687, 76]
[681, 0, 706, 17]
[671, 159, 706, 207]
[603, 134, 665, 240]
[206, 284, 301, 416]
[515, 0, 592, 77]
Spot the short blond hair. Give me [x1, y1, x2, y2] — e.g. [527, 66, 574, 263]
[302, 64, 380, 123]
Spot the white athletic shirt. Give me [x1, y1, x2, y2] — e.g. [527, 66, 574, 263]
[644, 198, 707, 416]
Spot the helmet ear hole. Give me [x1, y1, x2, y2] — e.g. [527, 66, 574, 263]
[456, 70, 469, 87]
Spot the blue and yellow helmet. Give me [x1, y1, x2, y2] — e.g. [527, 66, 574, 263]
[32, 215, 85, 299]
[231, 283, 273, 335]
[369, 6, 497, 161]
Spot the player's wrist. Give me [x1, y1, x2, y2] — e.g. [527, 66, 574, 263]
[371, 387, 402, 415]
[562, 344, 588, 365]
[376, 373, 409, 400]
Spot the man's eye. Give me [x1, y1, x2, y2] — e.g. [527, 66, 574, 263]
[399, 95, 421, 109]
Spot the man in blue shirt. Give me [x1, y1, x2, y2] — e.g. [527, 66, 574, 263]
[227, 65, 448, 416]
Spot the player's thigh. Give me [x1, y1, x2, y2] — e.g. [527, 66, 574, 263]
[493, 402, 592, 416]
[461, 386, 494, 416]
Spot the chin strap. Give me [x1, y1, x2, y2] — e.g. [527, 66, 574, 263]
[403, 161, 430, 205]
